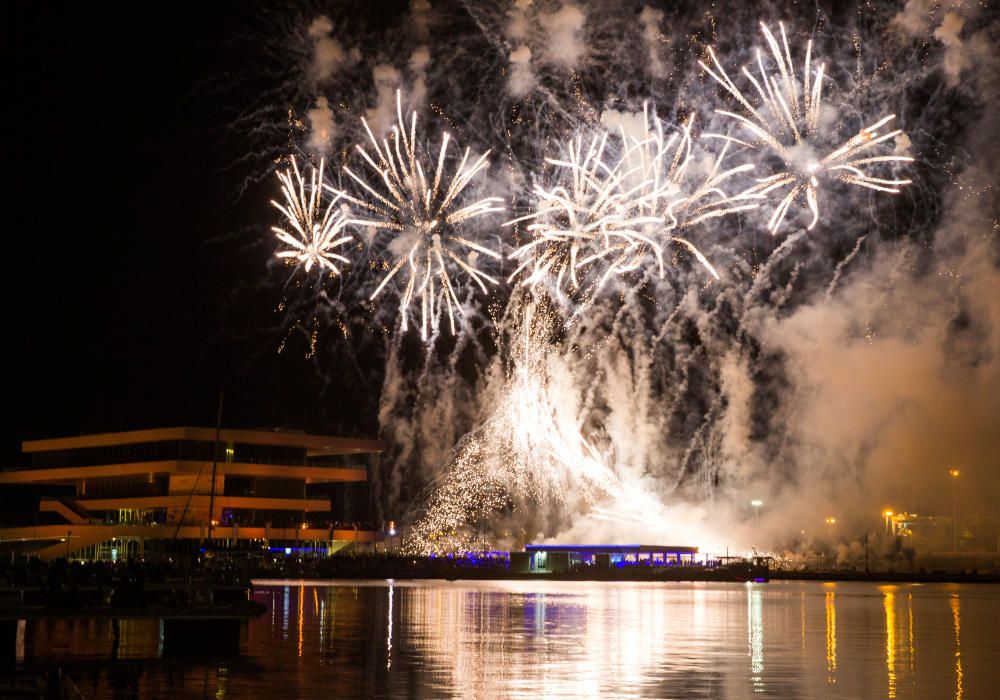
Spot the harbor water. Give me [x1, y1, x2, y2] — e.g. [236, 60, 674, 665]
[18, 579, 999, 698]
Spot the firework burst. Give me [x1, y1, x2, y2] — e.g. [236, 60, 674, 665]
[332, 91, 504, 339]
[609, 105, 761, 278]
[271, 157, 353, 275]
[506, 106, 758, 305]
[700, 22, 914, 234]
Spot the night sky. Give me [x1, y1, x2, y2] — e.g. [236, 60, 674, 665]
[6, 3, 346, 467]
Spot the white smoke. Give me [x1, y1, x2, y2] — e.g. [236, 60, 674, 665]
[538, 2, 586, 69]
[410, 0, 432, 42]
[508, 45, 535, 98]
[892, 1, 991, 89]
[933, 12, 969, 86]
[639, 6, 667, 79]
[599, 108, 647, 142]
[507, 0, 534, 42]
[366, 64, 403, 135]
[306, 96, 335, 155]
[307, 15, 357, 83]
[409, 46, 431, 108]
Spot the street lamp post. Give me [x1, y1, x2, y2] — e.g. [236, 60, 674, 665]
[949, 469, 960, 553]
[883, 510, 894, 536]
[751, 500, 763, 529]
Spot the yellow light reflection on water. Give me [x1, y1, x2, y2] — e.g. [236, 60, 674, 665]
[884, 587, 897, 699]
[297, 584, 304, 658]
[800, 591, 806, 658]
[907, 593, 914, 676]
[825, 590, 837, 684]
[951, 595, 963, 700]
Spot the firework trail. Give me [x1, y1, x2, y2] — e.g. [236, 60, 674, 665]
[700, 22, 914, 233]
[271, 157, 353, 275]
[332, 90, 504, 340]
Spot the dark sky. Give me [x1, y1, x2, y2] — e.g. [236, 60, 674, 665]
[5, 3, 341, 466]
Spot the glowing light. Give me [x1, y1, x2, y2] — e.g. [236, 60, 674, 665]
[948, 468, 960, 478]
[700, 23, 913, 234]
[272, 157, 353, 275]
[333, 91, 504, 339]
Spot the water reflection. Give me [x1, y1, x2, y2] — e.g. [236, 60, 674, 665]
[297, 583, 304, 658]
[800, 591, 807, 658]
[884, 586, 897, 699]
[386, 582, 393, 670]
[907, 593, 915, 676]
[950, 595, 963, 700]
[748, 586, 764, 693]
[825, 589, 837, 684]
[13, 581, 999, 698]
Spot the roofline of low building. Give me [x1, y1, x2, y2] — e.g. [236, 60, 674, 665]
[22, 427, 384, 455]
[524, 544, 699, 554]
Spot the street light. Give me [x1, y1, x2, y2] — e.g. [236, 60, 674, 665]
[751, 500, 763, 529]
[883, 510, 894, 535]
[949, 469, 960, 552]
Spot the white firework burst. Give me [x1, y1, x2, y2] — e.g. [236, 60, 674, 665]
[609, 104, 761, 279]
[700, 22, 914, 234]
[271, 157, 353, 275]
[332, 91, 504, 340]
[506, 106, 758, 302]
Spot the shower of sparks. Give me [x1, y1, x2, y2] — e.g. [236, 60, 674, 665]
[700, 22, 914, 234]
[405, 303, 620, 554]
[332, 91, 504, 340]
[506, 105, 759, 304]
[271, 157, 353, 275]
